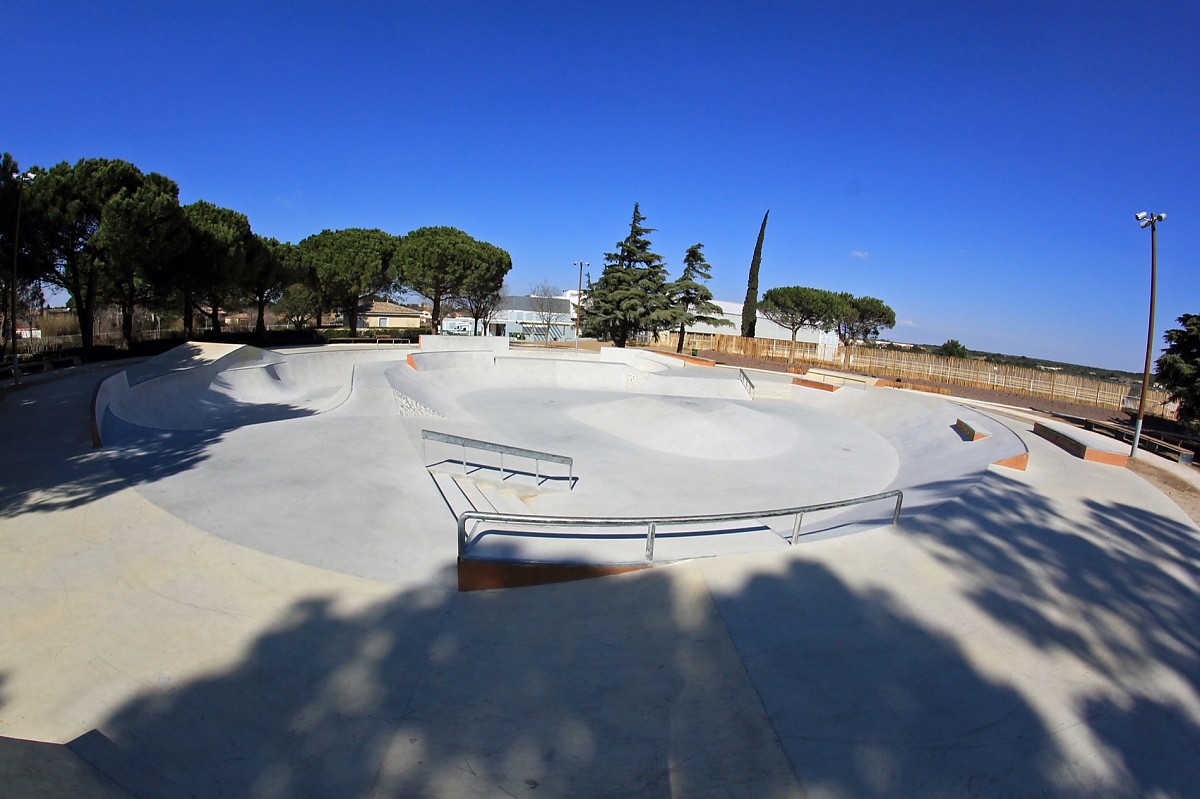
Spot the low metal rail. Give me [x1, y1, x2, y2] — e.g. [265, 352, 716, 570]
[457, 489, 903, 561]
[422, 429, 574, 486]
[739, 368, 755, 399]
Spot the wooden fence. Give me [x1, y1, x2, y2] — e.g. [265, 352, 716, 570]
[650, 331, 1176, 418]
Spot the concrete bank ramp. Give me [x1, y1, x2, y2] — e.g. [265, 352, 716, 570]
[95, 344, 403, 439]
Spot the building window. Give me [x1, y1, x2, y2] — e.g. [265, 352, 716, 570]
[378, 317, 390, 328]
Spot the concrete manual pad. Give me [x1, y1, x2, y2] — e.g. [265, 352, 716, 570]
[3, 344, 1199, 797]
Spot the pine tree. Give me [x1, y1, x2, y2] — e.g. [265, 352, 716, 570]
[741, 210, 769, 338]
[583, 203, 674, 347]
[670, 243, 730, 353]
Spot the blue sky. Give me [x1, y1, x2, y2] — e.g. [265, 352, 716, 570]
[3, 1, 1196, 371]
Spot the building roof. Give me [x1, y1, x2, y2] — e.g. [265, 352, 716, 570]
[358, 300, 425, 317]
[501, 295, 573, 314]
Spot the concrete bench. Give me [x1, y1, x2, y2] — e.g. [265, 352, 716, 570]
[0, 355, 82, 380]
[792, 376, 839, 392]
[1033, 421, 1128, 467]
[1078, 419, 1194, 464]
[954, 418, 989, 441]
[802, 368, 870, 389]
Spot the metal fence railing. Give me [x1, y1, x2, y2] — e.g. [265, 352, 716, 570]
[457, 489, 904, 563]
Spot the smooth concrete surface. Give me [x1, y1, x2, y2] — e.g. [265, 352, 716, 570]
[2, 345, 1199, 797]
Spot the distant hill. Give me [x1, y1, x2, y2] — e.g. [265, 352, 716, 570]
[901, 343, 1143, 385]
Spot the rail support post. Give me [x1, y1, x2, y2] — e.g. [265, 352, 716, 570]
[645, 522, 657, 561]
[790, 512, 805, 545]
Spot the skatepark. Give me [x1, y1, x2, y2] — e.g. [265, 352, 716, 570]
[2, 338, 1199, 797]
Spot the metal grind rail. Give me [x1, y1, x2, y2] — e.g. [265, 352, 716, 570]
[739, 368, 755, 399]
[422, 429, 574, 487]
[457, 489, 903, 562]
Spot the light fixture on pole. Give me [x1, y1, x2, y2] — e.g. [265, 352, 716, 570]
[1130, 211, 1165, 458]
[573, 260, 588, 350]
[9, 171, 35, 384]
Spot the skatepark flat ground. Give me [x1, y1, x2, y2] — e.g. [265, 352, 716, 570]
[2, 345, 1199, 797]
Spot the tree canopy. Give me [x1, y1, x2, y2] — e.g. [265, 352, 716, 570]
[25, 157, 145, 352]
[670, 243, 729, 353]
[936, 339, 970, 359]
[1156, 314, 1200, 427]
[93, 171, 188, 344]
[181, 200, 253, 336]
[300, 228, 400, 337]
[759, 285, 842, 363]
[396, 226, 485, 333]
[244, 235, 292, 338]
[583, 203, 674, 348]
[834, 293, 896, 364]
[453, 239, 512, 335]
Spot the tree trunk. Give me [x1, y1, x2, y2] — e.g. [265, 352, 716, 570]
[77, 273, 97, 356]
[676, 322, 686, 353]
[347, 302, 359, 338]
[183, 292, 195, 338]
[788, 330, 797, 364]
[77, 302, 95, 355]
[121, 299, 135, 347]
[256, 297, 268, 339]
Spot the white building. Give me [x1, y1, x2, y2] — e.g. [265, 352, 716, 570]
[446, 295, 577, 341]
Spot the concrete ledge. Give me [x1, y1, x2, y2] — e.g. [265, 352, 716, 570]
[458, 558, 650, 591]
[1033, 421, 1128, 467]
[658, 351, 716, 367]
[792, 377, 839, 392]
[419, 334, 509, 353]
[954, 418, 989, 441]
[880, 380, 953, 396]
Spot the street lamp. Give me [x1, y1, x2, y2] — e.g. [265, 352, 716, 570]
[1130, 211, 1166, 457]
[9, 171, 35, 384]
[573, 260, 588, 350]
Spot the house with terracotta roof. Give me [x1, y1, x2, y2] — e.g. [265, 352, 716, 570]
[358, 300, 430, 330]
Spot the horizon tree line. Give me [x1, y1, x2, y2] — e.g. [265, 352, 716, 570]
[583, 202, 897, 361]
[1, 154, 512, 357]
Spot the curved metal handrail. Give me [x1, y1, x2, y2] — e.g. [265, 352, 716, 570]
[457, 489, 903, 562]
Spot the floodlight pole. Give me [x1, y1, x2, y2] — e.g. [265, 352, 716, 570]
[574, 260, 587, 350]
[9, 172, 33, 384]
[1130, 212, 1164, 458]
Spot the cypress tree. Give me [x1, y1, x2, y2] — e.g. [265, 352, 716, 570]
[741, 209, 769, 338]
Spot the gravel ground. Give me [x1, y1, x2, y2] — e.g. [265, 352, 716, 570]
[676, 348, 1200, 527]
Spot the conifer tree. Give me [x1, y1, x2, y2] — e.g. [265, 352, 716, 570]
[582, 203, 673, 347]
[741, 210, 769, 337]
[670, 243, 730, 353]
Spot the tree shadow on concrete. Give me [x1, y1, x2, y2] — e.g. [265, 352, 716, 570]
[71, 552, 1124, 798]
[898, 469, 1200, 797]
[82, 573, 748, 798]
[0, 369, 314, 518]
[711, 558, 1085, 797]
